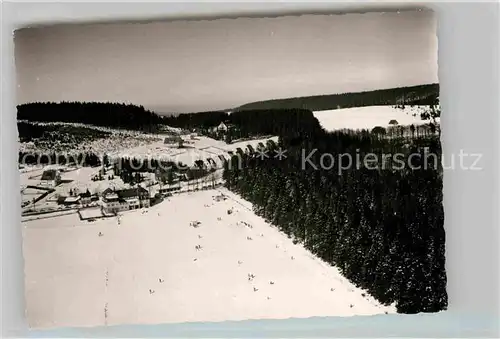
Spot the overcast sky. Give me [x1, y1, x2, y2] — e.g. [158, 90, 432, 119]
[14, 10, 437, 114]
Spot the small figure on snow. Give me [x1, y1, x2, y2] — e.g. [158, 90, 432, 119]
[253, 287, 258, 292]
[98, 232, 103, 237]
[246, 236, 252, 241]
[238, 260, 243, 265]
[291, 256, 294, 260]
[149, 289, 155, 294]
[159, 278, 164, 283]
[269, 281, 274, 285]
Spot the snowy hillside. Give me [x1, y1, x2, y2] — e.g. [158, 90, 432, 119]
[18, 121, 166, 155]
[23, 188, 394, 329]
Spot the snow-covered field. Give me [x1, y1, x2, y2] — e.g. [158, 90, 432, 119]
[313, 105, 438, 131]
[116, 135, 279, 167]
[19, 119, 278, 170]
[23, 188, 394, 329]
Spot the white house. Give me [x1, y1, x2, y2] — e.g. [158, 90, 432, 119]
[216, 122, 228, 132]
[210, 122, 229, 133]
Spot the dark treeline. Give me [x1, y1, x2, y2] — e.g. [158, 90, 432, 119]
[235, 83, 439, 111]
[222, 108, 447, 314]
[229, 109, 323, 140]
[161, 111, 229, 130]
[17, 102, 163, 131]
[16, 85, 437, 133]
[163, 108, 324, 143]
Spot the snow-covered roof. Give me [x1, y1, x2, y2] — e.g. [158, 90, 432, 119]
[64, 196, 81, 203]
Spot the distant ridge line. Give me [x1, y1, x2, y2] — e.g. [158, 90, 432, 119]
[234, 83, 439, 112]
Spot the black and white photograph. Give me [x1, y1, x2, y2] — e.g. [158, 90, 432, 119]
[16, 9, 447, 329]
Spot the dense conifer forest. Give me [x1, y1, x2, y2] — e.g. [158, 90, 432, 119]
[17, 102, 163, 131]
[235, 83, 439, 111]
[221, 107, 447, 314]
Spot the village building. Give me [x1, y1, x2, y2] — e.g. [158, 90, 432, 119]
[216, 122, 228, 132]
[39, 169, 62, 187]
[210, 122, 230, 133]
[101, 186, 150, 214]
[63, 196, 81, 206]
[164, 135, 184, 148]
[79, 190, 96, 205]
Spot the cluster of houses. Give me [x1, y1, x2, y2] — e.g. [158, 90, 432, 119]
[55, 189, 102, 206]
[55, 186, 153, 214]
[36, 168, 155, 215]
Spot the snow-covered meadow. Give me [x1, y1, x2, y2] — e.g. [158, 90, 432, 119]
[23, 188, 394, 329]
[313, 105, 437, 131]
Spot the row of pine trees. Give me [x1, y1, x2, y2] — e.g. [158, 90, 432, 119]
[222, 110, 447, 314]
